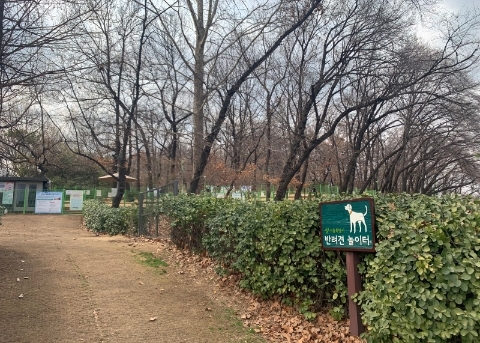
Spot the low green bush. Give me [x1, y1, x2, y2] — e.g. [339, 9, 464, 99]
[358, 194, 480, 343]
[83, 199, 137, 235]
[168, 197, 347, 318]
[124, 189, 138, 202]
[157, 195, 223, 251]
[205, 200, 347, 319]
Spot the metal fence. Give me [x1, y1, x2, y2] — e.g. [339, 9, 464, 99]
[137, 180, 179, 237]
[0, 187, 142, 214]
[200, 183, 340, 200]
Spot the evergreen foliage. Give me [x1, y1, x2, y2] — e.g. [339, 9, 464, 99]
[158, 194, 480, 342]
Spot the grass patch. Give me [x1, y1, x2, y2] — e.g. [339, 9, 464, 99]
[217, 308, 266, 343]
[134, 251, 168, 273]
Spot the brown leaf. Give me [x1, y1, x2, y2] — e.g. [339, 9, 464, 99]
[281, 332, 291, 343]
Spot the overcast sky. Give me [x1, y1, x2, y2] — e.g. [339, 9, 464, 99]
[440, 0, 477, 12]
[417, 0, 479, 39]
[439, 0, 480, 80]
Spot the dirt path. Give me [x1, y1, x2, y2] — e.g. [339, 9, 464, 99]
[0, 215, 264, 343]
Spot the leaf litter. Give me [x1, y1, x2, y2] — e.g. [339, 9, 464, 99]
[131, 235, 366, 343]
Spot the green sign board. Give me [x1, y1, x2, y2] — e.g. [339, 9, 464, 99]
[319, 198, 375, 252]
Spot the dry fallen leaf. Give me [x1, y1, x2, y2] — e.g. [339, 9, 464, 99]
[24, 277, 29, 279]
[205, 307, 213, 311]
[139, 281, 144, 285]
[149, 317, 157, 322]
[16, 278, 20, 282]
[18, 294, 24, 298]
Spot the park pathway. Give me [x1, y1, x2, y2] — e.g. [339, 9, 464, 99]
[0, 215, 263, 343]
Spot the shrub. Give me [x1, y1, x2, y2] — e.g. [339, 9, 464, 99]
[358, 194, 480, 343]
[204, 199, 348, 318]
[124, 189, 138, 202]
[158, 194, 222, 251]
[83, 199, 137, 235]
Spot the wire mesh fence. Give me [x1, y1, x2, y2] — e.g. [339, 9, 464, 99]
[137, 180, 179, 237]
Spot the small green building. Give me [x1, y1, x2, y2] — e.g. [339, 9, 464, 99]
[0, 176, 49, 213]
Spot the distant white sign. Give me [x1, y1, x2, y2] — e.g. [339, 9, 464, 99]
[68, 190, 84, 210]
[35, 192, 63, 214]
[231, 192, 242, 199]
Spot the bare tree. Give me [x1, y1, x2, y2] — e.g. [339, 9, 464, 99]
[271, 0, 480, 199]
[147, 0, 325, 193]
[57, 0, 149, 207]
[141, 14, 193, 186]
[0, 0, 90, 173]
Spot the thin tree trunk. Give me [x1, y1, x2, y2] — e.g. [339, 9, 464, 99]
[294, 158, 309, 200]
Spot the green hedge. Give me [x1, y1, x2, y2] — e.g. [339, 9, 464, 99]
[204, 199, 345, 319]
[145, 193, 480, 342]
[358, 194, 480, 343]
[159, 195, 349, 319]
[158, 195, 221, 251]
[83, 199, 137, 235]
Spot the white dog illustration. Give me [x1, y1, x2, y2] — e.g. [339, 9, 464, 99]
[344, 204, 368, 233]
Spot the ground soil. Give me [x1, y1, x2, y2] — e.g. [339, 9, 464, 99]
[0, 215, 264, 343]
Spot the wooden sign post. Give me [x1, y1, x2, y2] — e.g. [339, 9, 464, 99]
[319, 198, 376, 336]
[346, 251, 364, 335]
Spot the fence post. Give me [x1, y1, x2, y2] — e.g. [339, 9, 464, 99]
[62, 190, 66, 214]
[155, 188, 160, 237]
[138, 192, 144, 236]
[173, 180, 179, 196]
[23, 188, 27, 214]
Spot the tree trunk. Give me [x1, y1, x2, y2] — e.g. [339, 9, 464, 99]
[265, 91, 272, 200]
[294, 158, 309, 200]
[191, 1, 206, 189]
